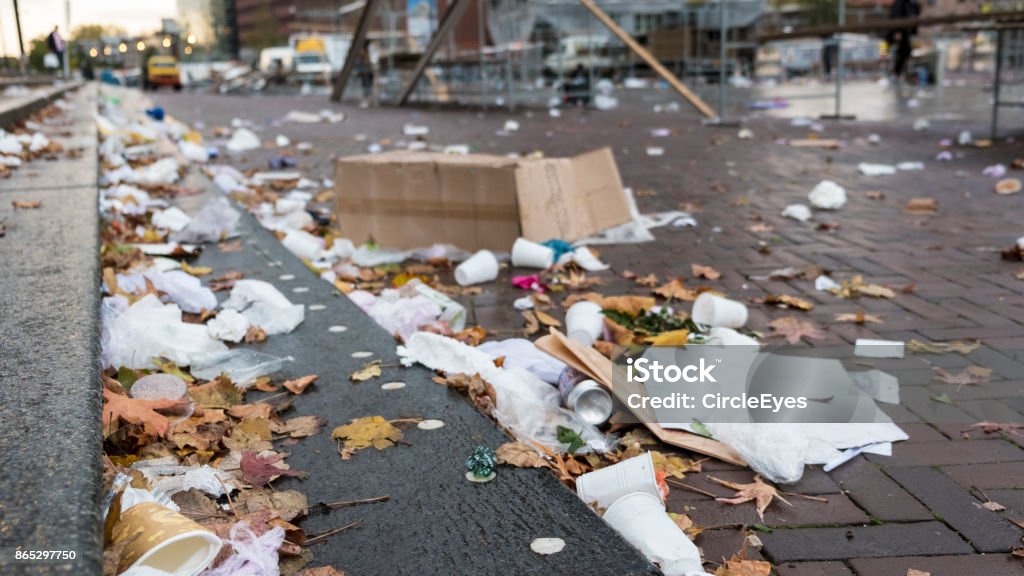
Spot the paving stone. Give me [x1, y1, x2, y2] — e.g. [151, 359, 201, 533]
[669, 469, 838, 501]
[677, 492, 869, 528]
[694, 528, 765, 566]
[775, 560, 854, 576]
[830, 458, 934, 522]
[760, 522, 971, 562]
[885, 466, 1024, 552]
[871, 439, 1024, 467]
[848, 554, 1024, 576]
[942, 462, 1024, 490]
[898, 387, 996, 426]
[985, 489, 1024, 517]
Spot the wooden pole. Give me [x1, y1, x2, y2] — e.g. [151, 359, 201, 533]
[577, 0, 716, 119]
[398, 0, 471, 106]
[330, 0, 381, 103]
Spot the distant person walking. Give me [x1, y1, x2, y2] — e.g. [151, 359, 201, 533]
[46, 26, 65, 76]
[356, 40, 376, 105]
[888, 0, 920, 81]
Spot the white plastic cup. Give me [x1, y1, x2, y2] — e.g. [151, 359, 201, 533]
[511, 237, 555, 269]
[576, 452, 660, 509]
[603, 492, 707, 576]
[691, 293, 748, 328]
[706, 327, 759, 347]
[454, 250, 499, 286]
[565, 301, 604, 346]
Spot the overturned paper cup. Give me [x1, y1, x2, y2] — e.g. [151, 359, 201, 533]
[576, 452, 660, 509]
[511, 238, 555, 269]
[691, 293, 748, 328]
[455, 250, 499, 286]
[112, 502, 221, 576]
[565, 301, 604, 346]
[603, 492, 706, 576]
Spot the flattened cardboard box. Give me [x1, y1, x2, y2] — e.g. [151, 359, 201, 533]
[333, 147, 630, 251]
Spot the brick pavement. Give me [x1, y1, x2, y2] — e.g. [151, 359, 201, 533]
[155, 85, 1024, 575]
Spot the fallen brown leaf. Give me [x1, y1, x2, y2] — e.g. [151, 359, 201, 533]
[768, 317, 826, 344]
[834, 311, 883, 324]
[711, 474, 791, 521]
[496, 442, 548, 468]
[11, 199, 41, 209]
[692, 264, 721, 280]
[653, 277, 697, 301]
[934, 366, 992, 391]
[904, 197, 938, 214]
[283, 374, 318, 395]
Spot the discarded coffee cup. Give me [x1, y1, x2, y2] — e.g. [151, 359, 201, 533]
[511, 238, 555, 269]
[705, 327, 759, 347]
[576, 452, 660, 508]
[603, 492, 706, 576]
[111, 502, 221, 576]
[454, 250, 499, 286]
[691, 293, 748, 328]
[565, 301, 604, 346]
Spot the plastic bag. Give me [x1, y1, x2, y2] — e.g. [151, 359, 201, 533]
[398, 332, 614, 453]
[207, 309, 250, 343]
[221, 280, 304, 335]
[808, 180, 846, 210]
[190, 349, 289, 387]
[281, 230, 324, 261]
[116, 268, 217, 314]
[226, 128, 261, 153]
[350, 289, 442, 341]
[171, 197, 241, 244]
[133, 157, 180, 186]
[101, 294, 228, 370]
[152, 207, 192, 232]
[478, 338, 567, 384]
[179, 140, 210, 163]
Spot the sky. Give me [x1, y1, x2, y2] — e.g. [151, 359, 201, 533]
[0, 0, 177, 56]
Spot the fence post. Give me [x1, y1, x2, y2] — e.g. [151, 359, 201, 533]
[992, 27, 1005, 139]
[821, 0, 855, 120]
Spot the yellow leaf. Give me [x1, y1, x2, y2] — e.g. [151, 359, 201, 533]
[652, 450, 700, 479]
[181, 261, 213, 276]
[349, 360, 382, 382]
[331, 416, 403, 453]
[600, 295, 655, 315]
[644, 329, 689, 346]
[152, 356, 194, 383]
[764, 294, 815, 311]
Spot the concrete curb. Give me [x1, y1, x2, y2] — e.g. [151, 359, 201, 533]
[0, 82, 103, 574]
[0, 81, 83, 130]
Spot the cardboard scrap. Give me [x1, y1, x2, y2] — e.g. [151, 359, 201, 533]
[334, 148, 630, 251]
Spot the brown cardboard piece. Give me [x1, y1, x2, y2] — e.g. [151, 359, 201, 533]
[334, 148, 630, 251]
[534, 328, 748, 467]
